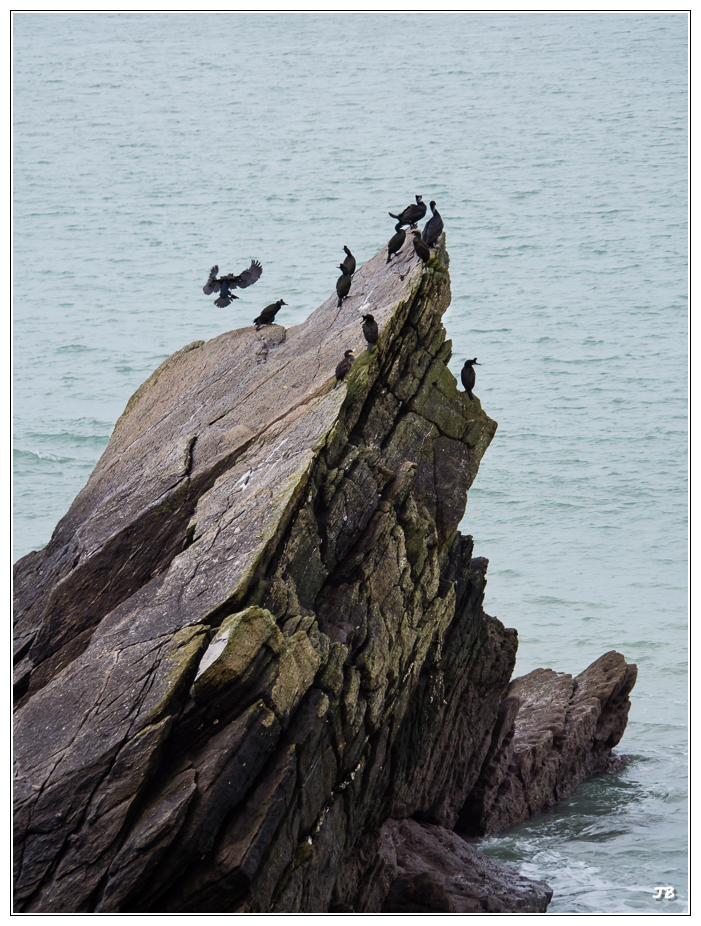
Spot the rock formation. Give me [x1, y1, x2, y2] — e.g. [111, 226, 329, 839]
[457, 652, 638, 837]
[13, 234, 635, 913]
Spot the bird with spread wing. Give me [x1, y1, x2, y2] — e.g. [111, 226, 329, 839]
[202, 259, 263, 307]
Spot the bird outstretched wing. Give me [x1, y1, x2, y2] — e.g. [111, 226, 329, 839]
[225, 259, 263, 290]
[203, 265, 220, 295]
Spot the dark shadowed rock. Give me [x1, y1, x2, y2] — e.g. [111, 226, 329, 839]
[379, 818, 552, 913]
[13, 230, 635, 913]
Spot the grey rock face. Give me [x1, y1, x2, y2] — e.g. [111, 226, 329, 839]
[13, 234, 635, 913]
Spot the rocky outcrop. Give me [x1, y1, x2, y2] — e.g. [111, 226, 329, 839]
[13, 233, 635, 913]
[458, 651, 638, 836]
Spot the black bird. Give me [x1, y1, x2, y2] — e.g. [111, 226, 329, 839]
[341, 246, 356, 276]
[386, 223, 406, 263]
[203, 259, 263, 307]
[335, 350, 355, 387]
[461, 358, 481, 400]
[254, 299, 287, 330]
[411, 231, 431, 264]
[336, 265, 352, 307]
[421, 201, 444, 248]
[362, 314, 379, 352]
[389, 194, 427, 228]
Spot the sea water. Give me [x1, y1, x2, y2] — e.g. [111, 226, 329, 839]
[13, 12, 688, 913]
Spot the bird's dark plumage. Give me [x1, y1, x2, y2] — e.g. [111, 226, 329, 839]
[386, 223, 406, 263]
[334, 349, 355, 387]
[203, 265, 219, 295]
[341, 246, 356, 276]
[362, 314, 379, 352]
[412, 231, 431, 264]
[461, 358, 480, 401]
[214, 279, 236, 308]
[336, 266, 352, 307]
[254, 299, 287, 330]
[389, 194, 426, 228]
[203, 259, 263, 307]
[421, 201, 444, 248]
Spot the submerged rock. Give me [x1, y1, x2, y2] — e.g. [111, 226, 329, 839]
[13, 234, 635, 913]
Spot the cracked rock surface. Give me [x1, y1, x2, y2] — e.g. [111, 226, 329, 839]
[13, 234, 635, 912]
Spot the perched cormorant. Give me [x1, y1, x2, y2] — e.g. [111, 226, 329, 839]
[254, 299, 287, 330]
[362, 314, 379, 352]
[389, 194, 427, 228]
[386, 223, 406, 263]
[341, 246, 356, 276]
[421, 201, 444, 248]
[336, 265, 352, 307]
[411, 231, 431, 264]
[203, 259, 263, 307]
[335, 350, 355, 387]
[461, 358, 481, 400]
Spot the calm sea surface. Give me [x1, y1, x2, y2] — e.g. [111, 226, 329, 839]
[13, 12, 688, 913]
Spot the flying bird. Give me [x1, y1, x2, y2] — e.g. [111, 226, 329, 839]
[362, 314, 379, 353]
[341, 246, 356, 276]
[461, 358, 481, 400]
[411, 231, 431, 264]
[203, 259, 263, 307]
[386, 223, 406, 263]
[335, 350, 355, 387]
[421, 201, 444, 248]
[336, 265, 352, 307]
[389, 194, 427, 228]
[254, 299, 287, 330]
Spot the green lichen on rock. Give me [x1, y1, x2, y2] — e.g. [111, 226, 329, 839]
[268, 630, 323, 727]
[141, 625, 210, 725]
[193, 607, 284, 704]
[409, 359, 469, 441]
